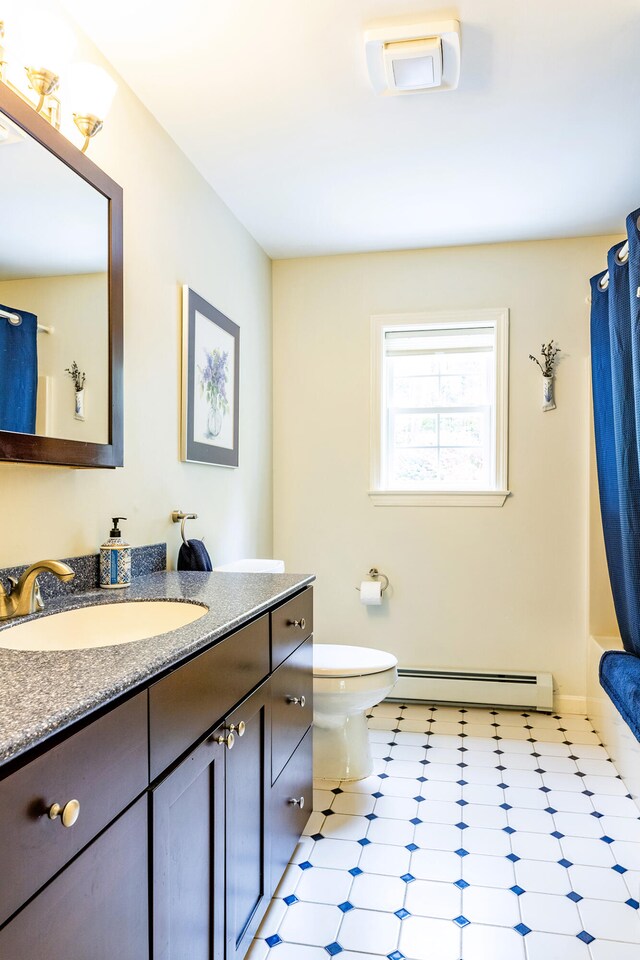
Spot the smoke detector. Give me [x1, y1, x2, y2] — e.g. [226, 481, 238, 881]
[365, 19, 461, 95]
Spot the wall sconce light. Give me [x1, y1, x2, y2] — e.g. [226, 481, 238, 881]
[0, 16, 116, 153]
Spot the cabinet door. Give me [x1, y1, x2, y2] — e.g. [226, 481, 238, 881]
[0, 796, 148, 960]
[224, 682, 271, 960]
[152, 728, 226, 960]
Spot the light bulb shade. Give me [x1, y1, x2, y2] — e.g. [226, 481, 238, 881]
[4, 4, 76, 76]
[64, 62, 117, 121]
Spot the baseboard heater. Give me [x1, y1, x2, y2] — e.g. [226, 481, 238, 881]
[388, 667, 554, 713]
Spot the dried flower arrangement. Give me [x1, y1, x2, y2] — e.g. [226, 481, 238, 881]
[65, 361, 86, 392]
[529, 341, 560, 378]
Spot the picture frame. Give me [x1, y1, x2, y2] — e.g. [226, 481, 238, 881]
[181, 286, 239, 466]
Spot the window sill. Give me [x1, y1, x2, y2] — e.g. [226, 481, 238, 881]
[368, 490, 511, 507]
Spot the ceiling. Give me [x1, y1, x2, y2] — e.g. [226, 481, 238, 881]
[62, 0, 640, 258]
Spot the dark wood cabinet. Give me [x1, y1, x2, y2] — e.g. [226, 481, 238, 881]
[0, 586, 314, 960]
[152, 723, 227, 960]
[0, 797, 149, 960]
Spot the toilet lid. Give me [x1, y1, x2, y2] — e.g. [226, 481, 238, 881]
[313, 644, 398, 678]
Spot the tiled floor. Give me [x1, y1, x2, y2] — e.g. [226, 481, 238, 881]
[248, 702, 640, 960]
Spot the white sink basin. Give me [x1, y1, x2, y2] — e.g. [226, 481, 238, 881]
[0, 600, 208, 652]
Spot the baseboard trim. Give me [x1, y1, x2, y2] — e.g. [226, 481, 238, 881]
[554, 694, 587, 716]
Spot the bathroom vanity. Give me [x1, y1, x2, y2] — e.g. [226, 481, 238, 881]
[0, 571, 313, 960]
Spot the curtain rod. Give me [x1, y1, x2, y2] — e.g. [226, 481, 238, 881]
[0, 307, 53, 334]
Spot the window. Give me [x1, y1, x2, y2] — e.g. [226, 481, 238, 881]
[370, 310, 509, 506]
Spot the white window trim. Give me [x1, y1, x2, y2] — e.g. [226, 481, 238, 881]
[369, 309, 510, 507]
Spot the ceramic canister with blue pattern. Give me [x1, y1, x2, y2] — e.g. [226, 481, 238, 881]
[99, 517, 131, 589]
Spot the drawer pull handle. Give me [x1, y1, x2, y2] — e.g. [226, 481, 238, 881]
[288, 796, 305, 809]
[48, 799, 80, 828]
[287, 695, 306, 708]
[229, 721, 246, 737]
[216, 731, 235, 750]
[288, 617, 306, 630]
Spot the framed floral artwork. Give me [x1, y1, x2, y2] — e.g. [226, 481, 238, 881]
[181, 286, 239, 466]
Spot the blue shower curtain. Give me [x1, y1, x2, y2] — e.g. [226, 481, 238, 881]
[0, 305, 38, 435]
[591, 209, 640, 741]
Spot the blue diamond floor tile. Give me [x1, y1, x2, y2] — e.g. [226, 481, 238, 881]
[395, 908, 411, 920]
[349, 867, 363, 877]
[567, 892, 583, 903]
[576, 931, 595, 945]
[453, 915, 470, 927]
[511, 885, 525, 896]
[266, 934, 282, 947]
[454, 879, 470, 890]
[401, 873, 415, 883]
[283, 894, 298, 906]
[514, 924, 531, 936]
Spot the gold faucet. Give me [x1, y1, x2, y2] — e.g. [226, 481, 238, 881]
[0, 560, 75, 621]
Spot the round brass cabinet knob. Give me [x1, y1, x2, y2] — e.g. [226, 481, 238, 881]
[286, 696, 306, 708]
[48, 799, 80, 828]
[229, 721, 246, 738]
[288, 796, 305, 809]
[288, 618, 306, 630]
[216, 731, 235, 750]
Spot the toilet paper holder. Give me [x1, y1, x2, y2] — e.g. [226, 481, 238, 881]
[355, 568, 389, 594]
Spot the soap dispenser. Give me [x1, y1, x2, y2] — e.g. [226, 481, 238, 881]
[100, 517, 131, 589]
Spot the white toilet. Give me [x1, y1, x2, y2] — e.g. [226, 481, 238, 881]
[313, 644, 398, 781]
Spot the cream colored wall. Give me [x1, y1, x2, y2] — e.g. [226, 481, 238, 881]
[273, 237, 620, 704]
[0, 20, 273, 569]
[0, 274, 108, 444]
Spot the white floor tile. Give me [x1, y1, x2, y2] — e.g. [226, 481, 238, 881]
[399, 915, 461, 960]
[461, 923, 526, 960]
[507, 808, 556, 834]
[410, 848, 462, 882]
[461, 765, 503, 785]
[384, 759, 425, 779]
[609, 839, 640, 870]
[560, 836, 615, 867]
[313, 789, 334, 809]
[373, 795, 419, 821]
[582, 775, 627, 796]
[430, 721, 465, 736]
[546, 791, 593, 814]
[421, 779, 462, 801]
[589, 941, 640, 960]
[372, 702, 404, 718]
[624, 869, 640, 902]
[424, 762, 464, 782]
[503, 770, 545, 789]
[462, 784, 506, 806]
[514, 859, 571, 895]
[349, 872, 406, 912]
[394, 730, 432, 747]
[402, 704, 436, 720]
[245, 937, 270, 960]
[459, 802, 508, 830]
[461, 884, 521, 926]
[339, 775, 382, 795]
[577, 759, 619, 778]
[369, 727, 395, 744]
[295, 866, 353, 905]
[462, 749, 500, 768]
[524, 931, 591, 959]
[404, 878, 461, 919]
[590, 794, 640, 817]
[459, 708, 497, 723]
[511, 831, 564, 862]
[371, 741, 392, 759]
[427, 747, 464, 765]
[566, 730, 601, 745]
[367, 717, 399, 731]
[535, 742, 571, 758]
[358, 842, 411, 876]
[277, 900, 342, 946]
[462, 826, 511, 857]
[339, 907, 401, 954]
[308, 838, 362, 870]
[561, 717, 596, 731]
[418, 799, 463, 825]
[379, 777, 424, 799]
[414, 822, 463, 853]
[600, 816, 640, 843]
[338, 953, 389, 960]
[265, 946, 327, 960]
[320, 814, 370, 842]
[541, 772, 585, 793]
[366, 816, 415, 847]
[499, 752, 540, 771]
[531, 727, 565, 743]
[331, 792, 376, 816]
[396, 718, 431, 733]
[429, 733, 463, 748]
[274, 863, 302, 899]
[463, 723, 497, 738]
[504, 788, 548, 810]
[569, 743, 610, 760]
[302, 812, 325, 836]
[388, 743, 427, 762]
[519, 891, 582, 935]
[290, 836, 314, 863]
[256, 897, 287, 938]
[553, 812, 605, 839]
[497, 726, 532, 741]
[577, 898, 640, 942]
[539, 756, 580, 774]
[461, 853, 516, 888]
[498, 738, 537, 754]
[429, 706, 463, 721]
[567, 863, 630, 900]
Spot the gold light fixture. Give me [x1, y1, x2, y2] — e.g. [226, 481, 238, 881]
[0, 17, 115, 153]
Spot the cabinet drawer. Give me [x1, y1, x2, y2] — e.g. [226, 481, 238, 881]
[271, 635, 313, 783]
[271, 587, 313, 670]
[270, 726, 313, 891]
[149, 614, 270, 780]
[0, 796, 149, 960]
[0, 691, 147, 927]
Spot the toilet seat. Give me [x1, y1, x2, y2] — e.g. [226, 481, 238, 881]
[313, 643, 398, 679]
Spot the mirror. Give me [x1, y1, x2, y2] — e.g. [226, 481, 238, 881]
[0, 82, 122, 468]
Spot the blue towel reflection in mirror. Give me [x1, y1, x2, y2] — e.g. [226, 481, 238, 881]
[0, 305, 38, 435]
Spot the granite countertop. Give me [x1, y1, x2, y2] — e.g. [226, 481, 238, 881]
[0, 570, 314, 768]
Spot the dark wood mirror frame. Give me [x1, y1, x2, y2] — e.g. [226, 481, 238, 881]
[0, 82, 123, 468]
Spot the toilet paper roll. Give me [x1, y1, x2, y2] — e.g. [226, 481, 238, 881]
[360, 580, 382, 605]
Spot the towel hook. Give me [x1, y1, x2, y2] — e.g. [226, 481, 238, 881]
[171, 509, 198, 545]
